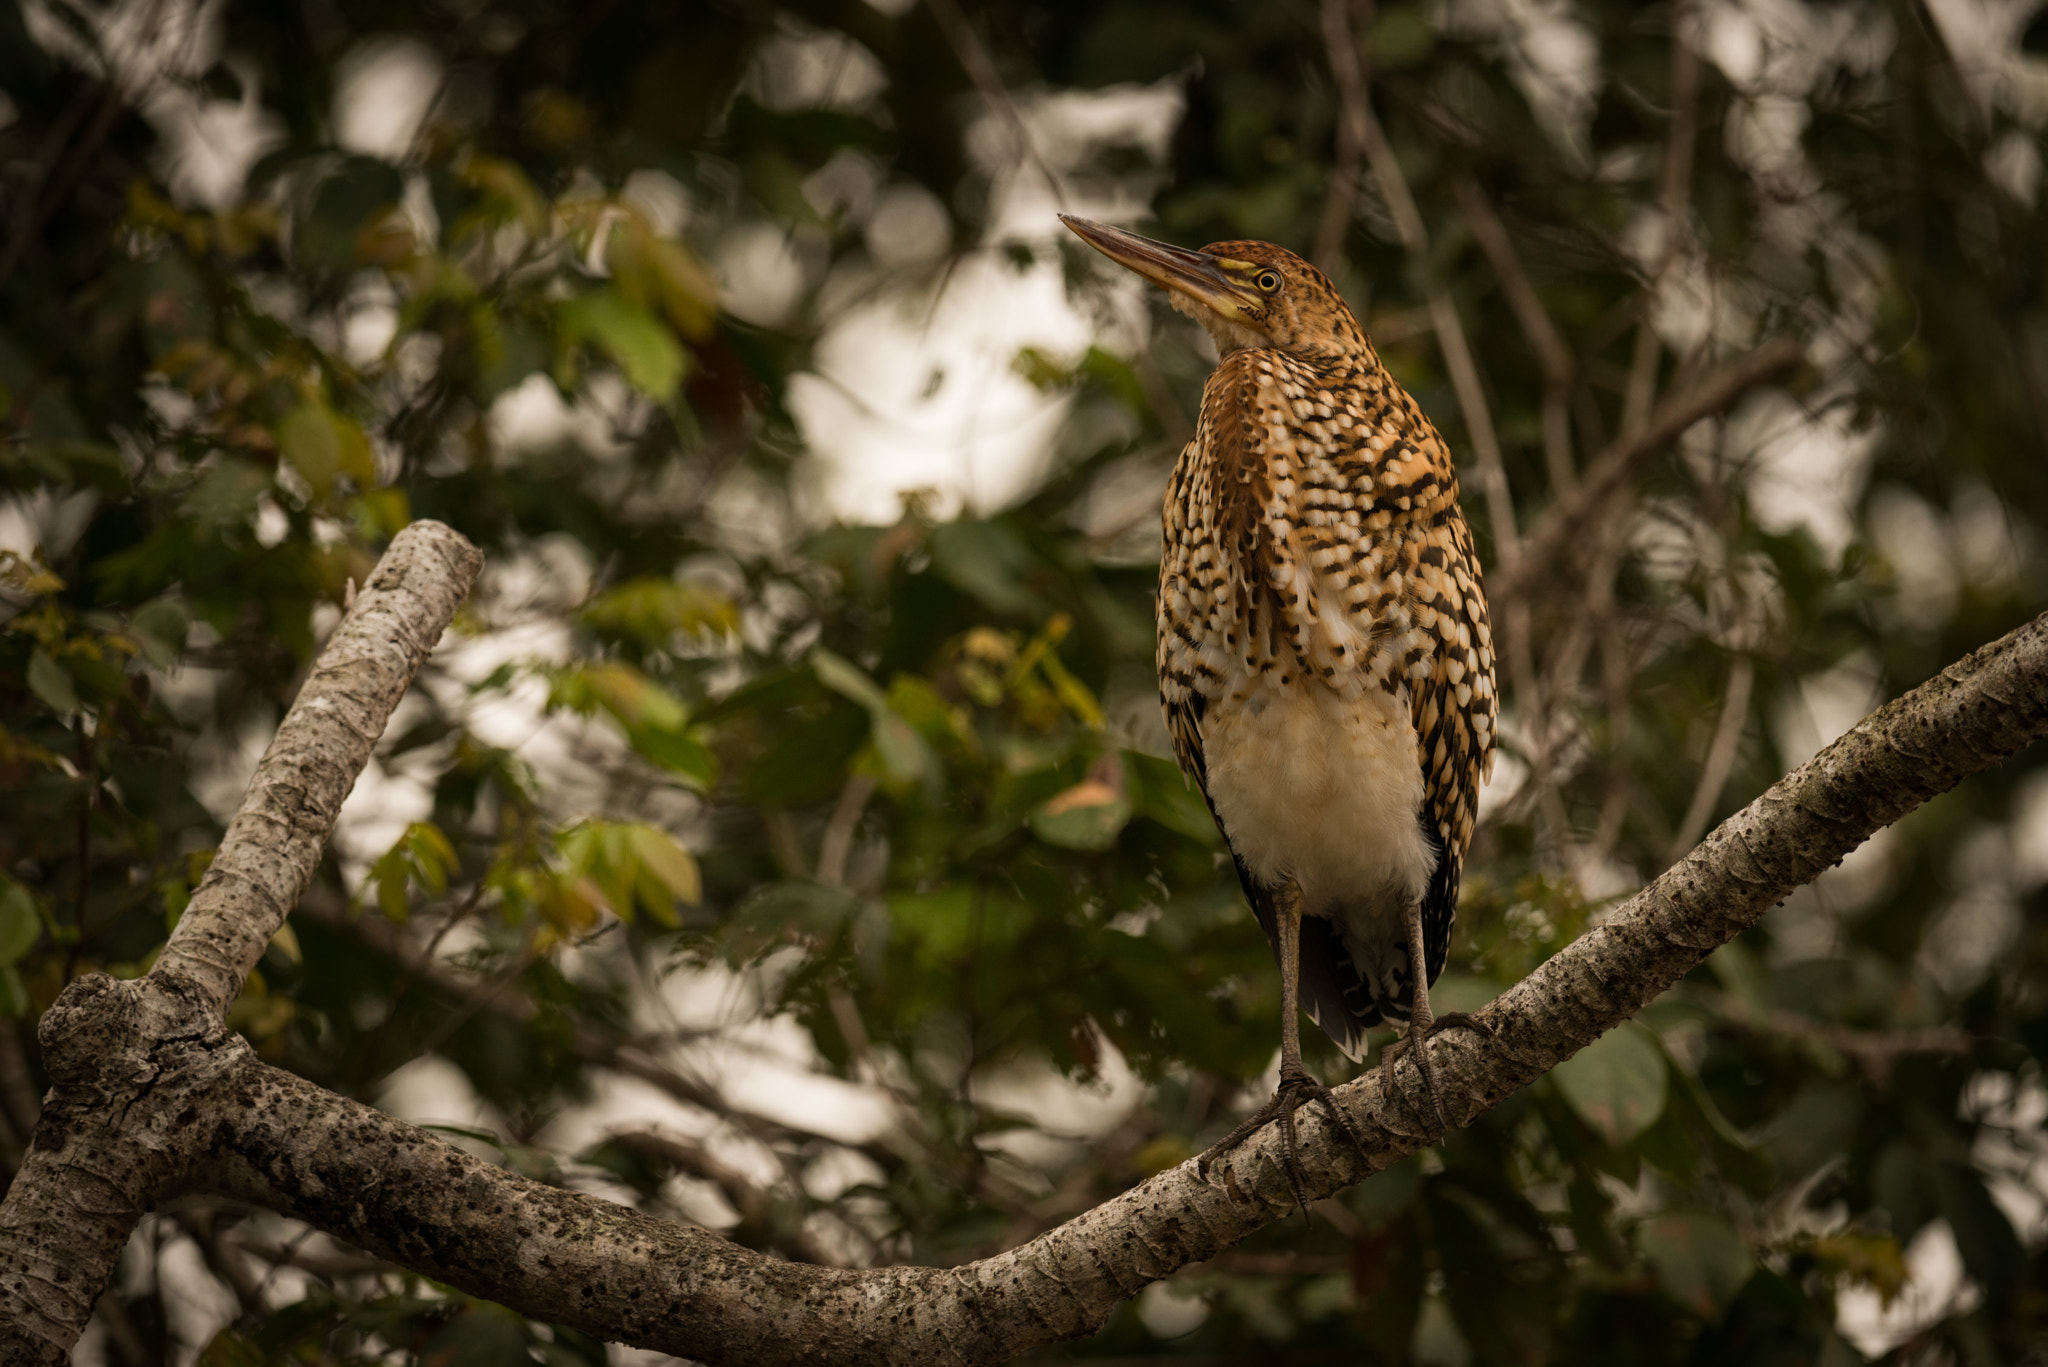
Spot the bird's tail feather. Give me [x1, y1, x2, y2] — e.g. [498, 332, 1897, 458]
[1297, 913, 1380, 1062]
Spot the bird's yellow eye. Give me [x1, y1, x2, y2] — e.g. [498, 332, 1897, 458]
[1256, 270, 1282, 293]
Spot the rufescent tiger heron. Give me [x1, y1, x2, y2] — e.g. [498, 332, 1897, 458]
[1060, 215, 1498, 1210]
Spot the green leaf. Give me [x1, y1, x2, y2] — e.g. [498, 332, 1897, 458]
[129, 597, 190, 668]
[813, 649, 934, 788]
[1639, 1212, 1753, 1320]
[26, 648, 80, 716]
[1552, 1021, 1668, 1147]
[869, 710, 932, 787]
[279, 401, 375, 499]
[556, 820, 699, 926]
[1934, 1159, 2026, 1295]
[625, 823, 700, 926]
[608, 219, 719, 339]
[179, 458, 272, 528]
[556, 288, 686, 401]
[582, 578, 736, 643]
[1874, 1142, 1936, 1244]
[627, 724, 717, 792]
[366, 822, 457, 923]
[552, 662, 689, 732]
[294, 155, 403, 273]
[926, 519, 1045, 617]
[891, 886, 1029, 962]
[0, 878, 36, 967]
[744, 702, 867, 806]
[811, 647, 889, 713]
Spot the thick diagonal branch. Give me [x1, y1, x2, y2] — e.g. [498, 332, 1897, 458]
[153, 521, 483, 1015]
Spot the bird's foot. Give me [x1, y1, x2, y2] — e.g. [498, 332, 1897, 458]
[1197, 1066, 1367, 1217]
[1381, 1011, 1492, 1131]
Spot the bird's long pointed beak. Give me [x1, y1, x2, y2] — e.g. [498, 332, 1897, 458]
[1058, 214, 1255, 322]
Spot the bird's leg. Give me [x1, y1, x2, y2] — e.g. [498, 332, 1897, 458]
[1380, 896, 1493, 1130]
[1199, 879, 1366, 1215]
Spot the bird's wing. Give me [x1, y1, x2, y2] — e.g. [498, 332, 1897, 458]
[1156, 354, 1259, 801]
[1404, 503, 1497, 982]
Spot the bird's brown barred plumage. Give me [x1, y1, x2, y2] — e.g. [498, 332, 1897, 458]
[1158, 268, 1496, 863]
[1068, 223, 1497, 1065]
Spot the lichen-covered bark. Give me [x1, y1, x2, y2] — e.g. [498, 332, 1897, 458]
[0, 524, 2043, 1365]
[0, 522, 482, 1366]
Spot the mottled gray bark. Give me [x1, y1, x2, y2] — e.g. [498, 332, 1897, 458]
[0, 516, 2043, 1364]
[0, 521, 482, 1365]
[154, 522, 486, 1016]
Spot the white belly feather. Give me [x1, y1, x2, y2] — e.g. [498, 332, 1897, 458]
[1201, 674, 1436, 969]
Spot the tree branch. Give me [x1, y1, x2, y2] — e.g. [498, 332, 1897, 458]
[1685, 987, 1973, 1087]
[9, 566, 2044, 1361]
[153, 521, 483, 1016]
[1488, 336, 1805, 605]
[1453, 175, 1579, 494]
[0, 521, 481, 1364]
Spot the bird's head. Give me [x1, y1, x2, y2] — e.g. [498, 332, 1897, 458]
[1059, 215, 1367, 362]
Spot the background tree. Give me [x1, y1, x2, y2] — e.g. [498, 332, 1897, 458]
[0, 0, 2044, 1363]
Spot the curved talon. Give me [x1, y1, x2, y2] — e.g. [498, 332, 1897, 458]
[1383, 1010, 1490, 1130]
[1199, 1067, 1367, 1217]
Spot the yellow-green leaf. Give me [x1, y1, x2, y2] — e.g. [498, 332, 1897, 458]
[0, 876, 42, 966]
[279, 402, 375, 498]
[26, 648, 79, 716]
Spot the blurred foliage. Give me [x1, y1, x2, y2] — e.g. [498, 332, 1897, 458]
[0, 0, 2045, 1363]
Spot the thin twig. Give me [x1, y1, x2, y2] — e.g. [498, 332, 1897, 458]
[1310, 0, 1366, 272]
[1665, 654, 1756, 864]
[605, 1129, 845, 1267]
[348, 878, 489, 1089]
[1620, 7, 1701, 440]
[234, 1231, 394, 1282]
[817, 773, 876, 890]
[400, 938, 543, 1068]
[923, 0, 1070, 208]
[1577, 537, 1636, 881]
[66, 720, 94, 983]
[1452, 177, 1574, 386]
[173, 1209, 268, 1318]
[1687, 987, 1973, 1087]
[88, 1293, 149, 1367]
[1490, 336, 1804, 605]
[296, 896, 903, 1169]
[1320, 0, 1519, 551]
[1454, 175, 1579, 493]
